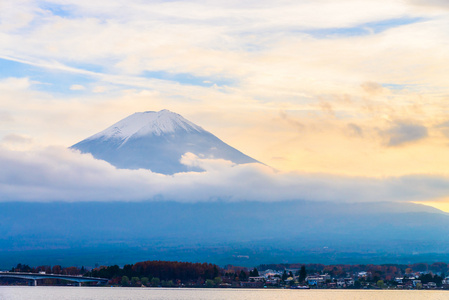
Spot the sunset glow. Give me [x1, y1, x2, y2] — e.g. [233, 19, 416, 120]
[1, 0, 449, 209]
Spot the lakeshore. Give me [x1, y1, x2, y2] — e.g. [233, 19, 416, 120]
[1, 286, 448, 300]
[2, 261, 449, 291]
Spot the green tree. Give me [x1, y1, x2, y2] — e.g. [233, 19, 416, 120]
[121, 276, 130, 286]
[282, 270, 288, 281]
[205, 279, 214, 288]
[123, 264, 133, 278]
[141, 277, 149, 286]
[239, 270, 247, 281]
[214, 277, 222, 285]
[249, 268, 259, 277]
[161, 280, 173, 287]
[298, 266, 307, 283]
[131, 277, 140, 286]
[377, 280, 385, 289]
[151, 277, 160, 287]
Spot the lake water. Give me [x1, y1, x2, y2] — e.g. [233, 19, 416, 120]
[0, 287, 448, 300]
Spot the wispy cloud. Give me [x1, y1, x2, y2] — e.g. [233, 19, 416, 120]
[69, 84, 85, 90]
[408, 0, 449, 10]
[381, 121, 428, 146]
[437, 121, 449, 139]
[2, 134, 33, 145]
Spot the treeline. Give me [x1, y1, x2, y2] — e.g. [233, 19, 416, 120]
[5, 261, 228, 287]
[87, 261, 220, 283]
[10, 263, 86, 275]
[7, 260, 449, 288]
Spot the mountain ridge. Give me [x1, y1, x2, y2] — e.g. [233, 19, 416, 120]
[1, 200, 449, 268]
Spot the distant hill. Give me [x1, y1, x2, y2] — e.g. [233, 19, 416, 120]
[1, 200, 449, 268]
[71, 110, 259, 174]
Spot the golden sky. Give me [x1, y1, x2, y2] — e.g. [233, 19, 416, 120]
[1, 0, 449, 208]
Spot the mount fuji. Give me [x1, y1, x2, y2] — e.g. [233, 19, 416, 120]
[71, 110, 259, 174]
[2, 111, 449, 268]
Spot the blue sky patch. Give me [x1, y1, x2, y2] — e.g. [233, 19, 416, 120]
[0, 58, 95, 95]
[31, 71, 94, 95]
[0, 57, 236, 95]
[382, 83, 407, 90]
[304, 17, 424, 38]
[39, 3, 74, 18]
[0, 59, 34, 78]
[142, 70, 235, 87]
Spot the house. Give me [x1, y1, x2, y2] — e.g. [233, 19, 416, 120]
[321, 274, 331, 281]
[336, 279, 345, 288]
[357, 271, 370, 280]
[327, 282, 337, 288]
[345, 278, 354, 286]
[306, 276, 324, 286]
[412, 280, 421, 288]
[248, 276, 265, 283]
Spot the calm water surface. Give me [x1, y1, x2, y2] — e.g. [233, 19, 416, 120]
[0, 287, 448, 300]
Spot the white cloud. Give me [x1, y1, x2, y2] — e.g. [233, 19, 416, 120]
[0, 146, 448, 203]
[0, 77, 32, 90]
[0, 0, 35, 32]
[408, 0, 449, 10]
[92, 85, 107, 93]
[2, 134, 33, 144]
[0, 111, 14, 123]
[70, 84, 85, 90]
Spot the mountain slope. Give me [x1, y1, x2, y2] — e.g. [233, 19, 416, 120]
[71, 110, 259, 174]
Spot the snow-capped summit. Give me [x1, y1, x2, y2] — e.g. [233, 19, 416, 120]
[71, 110, 259, 174]
[87, 110, 204, 144]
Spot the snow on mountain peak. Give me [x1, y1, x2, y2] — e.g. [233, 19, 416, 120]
[88, 110, 204, 142]
[72, 109, 259, 174]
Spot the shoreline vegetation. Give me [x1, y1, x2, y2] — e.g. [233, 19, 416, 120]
[1, 261, 449, 290]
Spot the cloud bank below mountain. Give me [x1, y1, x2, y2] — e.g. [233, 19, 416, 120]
[1, 146, 448, 204]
